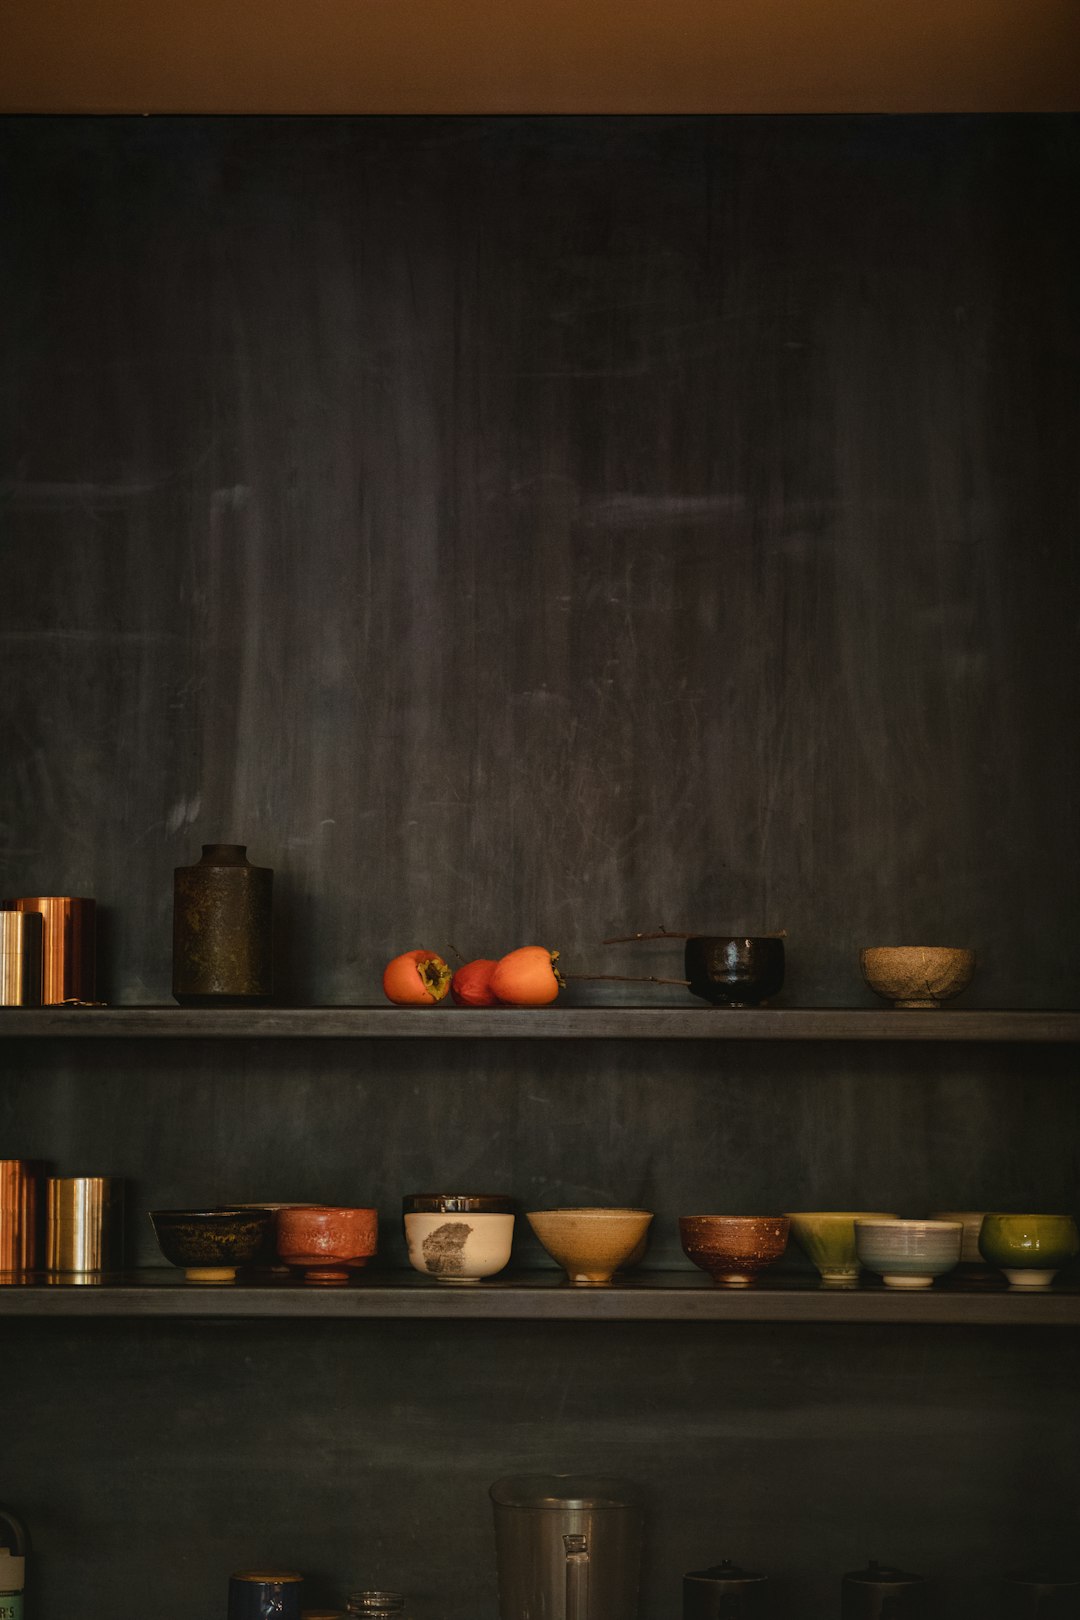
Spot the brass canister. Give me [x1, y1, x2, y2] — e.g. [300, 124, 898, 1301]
[0, 1160, 44, 1273]
[46, 1176, 125, 1272]
[1, 897, 96, 1004]
[0, 911, 43, 1006]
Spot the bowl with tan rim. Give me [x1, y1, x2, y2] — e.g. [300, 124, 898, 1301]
[860, 946, 975, 1009]
[526, 1207, 653, 1285]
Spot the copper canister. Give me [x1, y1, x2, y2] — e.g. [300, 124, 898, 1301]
[46, 1176, 124, 1272]
[0, 911, 43, 1006]
[0, 1160, 43, 1273]
[1, 897, 96, 1004]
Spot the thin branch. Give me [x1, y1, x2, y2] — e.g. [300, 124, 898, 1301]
[602, 928, 788, 944]
[601, 927, 697, 944]
[565, 973, 691, 988]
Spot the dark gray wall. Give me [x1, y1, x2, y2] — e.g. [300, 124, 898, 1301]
[2, 116, 1078, 1008]
[2, 117, 1079, 1620]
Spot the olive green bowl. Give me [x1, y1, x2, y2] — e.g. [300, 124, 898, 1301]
[785, 1212, 897, 1286]
[978, 1214, 1080, 1287]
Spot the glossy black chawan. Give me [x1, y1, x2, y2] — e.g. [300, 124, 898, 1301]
[684, 937, 784, 1008]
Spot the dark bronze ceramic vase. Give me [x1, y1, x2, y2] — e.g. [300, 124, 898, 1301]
[172, 844, 273, 1005]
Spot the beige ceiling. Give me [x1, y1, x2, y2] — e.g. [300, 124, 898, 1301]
[3, 0, 1079, 114]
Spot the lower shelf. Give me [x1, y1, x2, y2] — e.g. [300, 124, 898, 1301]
[1, 1269, 1078, 1322]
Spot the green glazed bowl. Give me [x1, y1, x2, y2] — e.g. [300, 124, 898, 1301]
[978, 1214, 1080, 1287]
[785, 1212, 897, 1286]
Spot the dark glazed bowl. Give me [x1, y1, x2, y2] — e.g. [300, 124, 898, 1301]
[684, 937, 785, 1007]
[680, 1215, 790, 1286]
[150, 1207, 272, 1283]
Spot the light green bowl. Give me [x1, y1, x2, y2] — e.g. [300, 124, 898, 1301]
[978, 1214, 1080, 1287]
[785, 1212, 897, 1286]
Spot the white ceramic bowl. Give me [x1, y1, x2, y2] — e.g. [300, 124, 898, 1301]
[404, 1209, 514, 1284]
[854, 1218, 962, 1289]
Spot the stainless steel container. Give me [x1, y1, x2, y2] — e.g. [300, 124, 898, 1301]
[1, 896, 96, 1004]
[45, 1177, 124, 1272]
[491, 1475, 643, 1620]
[0, 911, 43, 1006]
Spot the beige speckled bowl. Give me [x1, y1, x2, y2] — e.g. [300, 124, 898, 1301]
[526, 1207, 653, 1286]
[860, 946, 975, 1008]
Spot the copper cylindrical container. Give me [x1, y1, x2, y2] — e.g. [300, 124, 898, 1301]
[0, 911, 43, 1006]
[46, 1177, 124, 1272]
[0, 1160, 43, 1273]
[1, 897, 96, 1004]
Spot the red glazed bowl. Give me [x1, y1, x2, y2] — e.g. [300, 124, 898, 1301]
[276, 1205, 378, 1284]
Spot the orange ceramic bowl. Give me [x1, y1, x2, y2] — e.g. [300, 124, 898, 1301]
[276, 1205, 378, 1284]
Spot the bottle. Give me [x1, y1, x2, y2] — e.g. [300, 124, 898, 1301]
[346, 1596, 406, 1618]
[173, 844, 273, 1005]
[0, 1505, 28, 1620]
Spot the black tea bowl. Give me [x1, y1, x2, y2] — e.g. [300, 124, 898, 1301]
[150, 1207, 272, 1283]
[684, 936, 785, 1007]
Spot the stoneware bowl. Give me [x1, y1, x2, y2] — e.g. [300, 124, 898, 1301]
[929, 1210, 990, 1270]
[684, 936, 785, 1008]
[276, 1205, 378, 1284]
[859, 946, 975, 1009]
[978, 1213, 1080, 1287]
[526, 1208, 653, 1285]
[403, 1194, 515, 1284]
[679, 1215, 790, 1286]
[150, 1207, 273, 1283]
[854, 1218, 962, 1288]
[785, 1211, 897, 1286]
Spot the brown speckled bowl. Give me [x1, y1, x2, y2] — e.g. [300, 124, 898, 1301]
[679, 1215, 790, 1287]
[276, 1205, 378, 1284]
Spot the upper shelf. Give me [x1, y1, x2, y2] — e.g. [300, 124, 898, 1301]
[0, 1006, 1077, 1041]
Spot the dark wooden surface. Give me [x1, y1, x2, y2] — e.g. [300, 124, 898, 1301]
[3, 1268, 1080, 1323]
[4, 1006, 1080, 1039]
[2, 115, 1079, 1620]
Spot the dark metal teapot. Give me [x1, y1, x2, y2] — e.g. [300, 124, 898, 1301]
[842, 1560, 928, 1619]
[1002, 1569, 1080, 1617]
[683, 1559, 769, 1617]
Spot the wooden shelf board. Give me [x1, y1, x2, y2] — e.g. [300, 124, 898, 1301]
[1, 1270, 1078, 1323]
[1, 1007, 1078, 1041]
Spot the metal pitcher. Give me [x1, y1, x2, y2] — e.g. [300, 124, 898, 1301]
[491, 1474, 643, 1620]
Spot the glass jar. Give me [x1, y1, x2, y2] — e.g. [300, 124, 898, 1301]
[346, 1595, 406, 1618]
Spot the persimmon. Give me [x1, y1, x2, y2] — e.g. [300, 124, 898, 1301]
[490, 945, 563, 1006]
[382, 950, 451, 1005]
[450, 959, 500, 1006]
